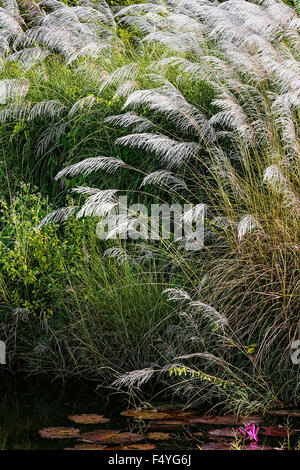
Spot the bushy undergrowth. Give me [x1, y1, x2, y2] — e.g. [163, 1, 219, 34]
[0, 0, 299, 413]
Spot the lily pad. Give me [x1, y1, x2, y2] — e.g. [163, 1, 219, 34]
[81, 430, 145, 444]
[39, 427, 80, 439]
[189, 415, 262, 426]
[80, 430, 120, 442]
[200, 442, 232, 450]
[121, 409, 195, 420]
[68, 414, 110, 424]
[147, 432, 171, 441]
[65, 444, 108, 450]
[149, 420, 188, 431]
[262, 426, 296, 437]
[267, 409, 300, 417]
[208, 428, 238, 438]
[117, 443, 157, 450]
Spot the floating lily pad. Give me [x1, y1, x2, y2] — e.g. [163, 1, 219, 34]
[117, 443, 157, 450]
[81, 430, 145, 444]
[80, 430, 120, 442]
[262, 426, 296, 437]
[121, 409, 195, 420]
[189, 415, 262, 426]
[208, 428, 238, 438]
[68, 414, 110, 424]
[149, 420, 188, 431]
[147, 432, 171, 441]
[39, 427, 80, 439]
[65, 444, 108, 450]
[267, 409, 300, 417]
[200, 442, 232, 450]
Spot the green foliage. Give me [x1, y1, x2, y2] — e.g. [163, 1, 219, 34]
[0, 186, 86, 318]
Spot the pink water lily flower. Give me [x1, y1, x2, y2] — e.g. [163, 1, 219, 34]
[238, 424, 259, 443]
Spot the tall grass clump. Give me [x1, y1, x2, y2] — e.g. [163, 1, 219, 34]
[0, 0, 299, 411]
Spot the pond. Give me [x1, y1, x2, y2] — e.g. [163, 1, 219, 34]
[0, 376, 299, 450]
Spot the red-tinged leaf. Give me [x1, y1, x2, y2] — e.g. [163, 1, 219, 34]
[117, 443, 157, 450]
[80, 430, 120, 442]
[149, 420, 188, 431]
[39, 427, 80, 439]
[200, 442, 232, 450]
[147, 432, 171, 441]
[262, 426, 296, 437]
[68, 414, 110, 424]
[208, 428, 239, 438]
[121, 409, 195, 420]
[267, 409, 300, 418]
[65, 444, 108, 450]
[81, 430, 145, 444]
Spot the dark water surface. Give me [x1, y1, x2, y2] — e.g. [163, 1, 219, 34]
[0, 376, 299, 450]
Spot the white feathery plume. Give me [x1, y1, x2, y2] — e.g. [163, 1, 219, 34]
[151, 57, 208, 82]
[0, 101, 31, 122]
[220, 0, 281, 40]
[1, 0, 19, 15]
[28, 99, 65, 120]
[140, 170, 187, 190]
[103, 247, 130, 265]
[143, 31, 198, 52]
[36, 122, 67, 157]
[68, 95, 96, 118]
[182, 204, 206, 224]
[6, 47, 50, 71]
[55, 156, 128, 180]
[211, 216, 234, 230]
[122, 88, 215, 139]
[163, 288, 191, 302]
[189, 300, 227, 327]
[115, 133, 200, 168]
[0, 78, 30, 104]
[237, 215, 259, 241]
[112, 81, 139, 101]
[71, 186, 104, 196]
[115, 3, 168, 17]
[99, 63, 139, 93]
[210, 91, 254, 141]
[66, 40, 113, 65]
[117, 14, 161, 34]
[166, 12, 204, 34]
[37, 206, 78, 228]
[76, 189, 118, 219]
[104, 112, 154, 133]
[0, 9, 23, 35]
[263, 164, 287, 192]
[76, 62, 110, 87]
[264, 0, 298, 27]
[272, 97, 300, 157]
[112, 368, 156, 389]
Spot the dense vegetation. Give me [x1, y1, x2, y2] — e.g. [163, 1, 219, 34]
[0, 0, 299, 414]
